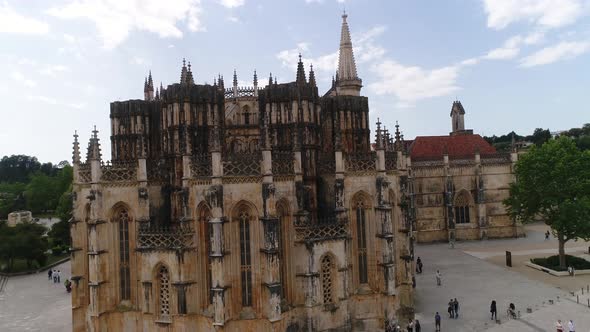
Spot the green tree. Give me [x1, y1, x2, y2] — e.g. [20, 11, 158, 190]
[0, 221, 48, 271]
[528, 128, 552, 147]
[0, 155, 41, 183]
[504, 137, 590, 268]
[50, 188, 73, 246]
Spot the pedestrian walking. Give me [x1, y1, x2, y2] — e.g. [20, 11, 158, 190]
[567, 319, 574, 332]
[490, 300, 497, 320]
[436, 270, 442, 286]
[57, 270, 61, 283]
[545, 230, 550, 240]
[416, 257, 423, 274]
[434, 312, 441, 332]
[453, 298, 459, 318]
[406, 319, 414, 332]
[48, 269, 53, 280]
[53, 269, 58, 283]
[414, 320, 421, 332]
[556, 319, 564, 332]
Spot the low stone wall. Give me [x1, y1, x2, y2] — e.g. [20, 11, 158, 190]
[525, 261, 590, 277]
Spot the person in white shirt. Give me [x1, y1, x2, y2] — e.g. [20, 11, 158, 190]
[567, 319, 574, 332]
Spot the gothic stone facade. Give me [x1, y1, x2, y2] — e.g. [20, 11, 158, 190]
[408, 101, 524, 243]
[70, 14, 416, 332]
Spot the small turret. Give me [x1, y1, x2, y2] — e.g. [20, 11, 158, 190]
[253, 70, 258, 97]
[233, 70, 238, 97]
[145, 71, 154, 100]
[308, 64, 316, 87]
[73, 130, 80, 165]
[268, 72, 273, 87]
[296, 54, 306, 86]
[450, 100, 472, 135]
[86, 126, 102, 162]
[180, 58, 188, 84]
[187, 62, 194, 85]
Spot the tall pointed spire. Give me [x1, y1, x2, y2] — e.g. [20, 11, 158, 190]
[336, 11, 362, 96]
[268, 72, 273, 87]
[296, 53, 306, 85]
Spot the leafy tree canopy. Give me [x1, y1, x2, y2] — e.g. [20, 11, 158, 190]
[505, 137, 590, 268]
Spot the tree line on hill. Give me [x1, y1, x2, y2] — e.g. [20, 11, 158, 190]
[484, 123, 590, 152]
[0, 155, 72, 272]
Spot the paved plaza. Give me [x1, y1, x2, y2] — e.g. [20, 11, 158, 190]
[414, 223, 590, 332]
[0, 261, 72, 332]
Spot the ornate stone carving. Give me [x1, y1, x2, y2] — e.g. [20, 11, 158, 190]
[138, 187, 148, 200]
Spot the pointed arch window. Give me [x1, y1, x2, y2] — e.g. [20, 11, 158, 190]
[239, 210, 253, 307]
[158, 265, 171, 319]
[454, 192, 471, 224]
[356, 201, 368, 284]
[117, 209, 131, 301]
[321, 255, 334, 304]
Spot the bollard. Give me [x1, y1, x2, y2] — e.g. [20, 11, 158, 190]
[582, 288, 584, 295]
[506, 251, 512, 267]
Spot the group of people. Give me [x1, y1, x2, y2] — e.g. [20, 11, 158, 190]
[48, 269, 61, 283]
[490, 300, 517, 320]
[447, 298, 460, 319]
[386, 319, 421, 332]
[555, 319, 575, 332]
[48, 269, 71, 292]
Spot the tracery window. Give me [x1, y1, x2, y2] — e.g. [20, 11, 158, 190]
[454, 191, 471, 224]
[200, 206, 213, 304]
[239, 210, 253, 307]
[158, 265, 171, 318]
[356, 201, 368, 284]
[277, 205, 288, 301]
[321, 255, 334, 304]
[118, 209, 131, 301]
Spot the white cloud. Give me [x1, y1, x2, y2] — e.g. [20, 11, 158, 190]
[130, 56, 149, 65]
[227, 15, 240, 23]
[369, 61, 461, 107]
[48, 0, 205, 49]
[12, 71, 37, 87]
[63, 33, 77, 43]
[485, 47, 520, 59]
[483, 0, 585, 30]
[17, 58, 38, 66]
[520, 40, 590, 67]
[483, 32, 546, 60]
[40, 65, 69, 76]
[27, 95, 58, 105]
[461, 58, 480, 66]
[0, 3, 49, 35]
[219, 0, 245, 8]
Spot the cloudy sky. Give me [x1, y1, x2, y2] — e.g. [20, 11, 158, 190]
[1, 0, 589, 163]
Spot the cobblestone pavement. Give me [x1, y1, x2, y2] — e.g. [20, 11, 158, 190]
[0, 261, 72, 332]
[414, 224, 590, 332]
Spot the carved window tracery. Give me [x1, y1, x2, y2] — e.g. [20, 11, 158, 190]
[239, 210, 253, 307]
[118, 209, 131, 301]
[321, 255, 334, 304]
[454, 191, 471, 224]
[158, 265, 171, 319]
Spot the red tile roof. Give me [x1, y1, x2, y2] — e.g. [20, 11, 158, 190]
[409, 134, 496, 160]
